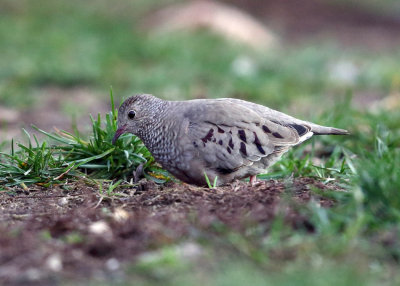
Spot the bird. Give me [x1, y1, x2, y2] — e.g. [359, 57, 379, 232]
[112, 94, 349, 186]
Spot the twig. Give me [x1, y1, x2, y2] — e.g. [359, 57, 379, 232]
[54, 164, 75, 181]
[92, 196, 104, 209]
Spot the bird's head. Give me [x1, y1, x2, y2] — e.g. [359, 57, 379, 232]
[112, 94, 165, 144]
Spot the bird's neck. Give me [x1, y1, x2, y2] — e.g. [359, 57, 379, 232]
[138, 101, 182, 160]
[139, 105, 182, 167]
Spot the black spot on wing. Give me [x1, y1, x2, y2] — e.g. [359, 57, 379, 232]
[201, 128, 214, 143]
[253, 132, 266, 155]
[262, 125, 271, 133]
[228, 138, 234, 149]
[272, 132, 284, 139]
[217, 127, 225, 133]
[240, 142, 247, 156]
[289, 124, 308, 136]
[226, 147, 232, 154]
[271, 120, 309, 136]
[253, 132, 261, 145]
[218, 140, 223, 145]
[256, 144, 266, 155]
[238, 130, 247, 143]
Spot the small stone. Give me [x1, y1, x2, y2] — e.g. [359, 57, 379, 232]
[57, 197, 68, 206]
[106, 258, 120, 271]
[45, 253, 63, 272]
[89, 220, 112, 236]
[112, 207, 130, 223]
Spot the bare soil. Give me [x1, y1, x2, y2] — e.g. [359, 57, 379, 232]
[0, 178, 338, 285]
[0, 86, 110, 143]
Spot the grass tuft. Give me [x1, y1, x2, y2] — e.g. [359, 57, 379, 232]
[357, 128, 400, 225]
[0, 90, 170, 188]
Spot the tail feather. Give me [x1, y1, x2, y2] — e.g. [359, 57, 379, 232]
[310, 124, 350, 135]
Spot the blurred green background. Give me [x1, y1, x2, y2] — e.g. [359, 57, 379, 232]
[1, 0, 400, 126]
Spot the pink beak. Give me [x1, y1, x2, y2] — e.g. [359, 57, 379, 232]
[112, 125, 127, 145]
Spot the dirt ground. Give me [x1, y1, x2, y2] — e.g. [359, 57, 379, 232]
[0, 178, 338, 285]
[0, 86, 110, 143]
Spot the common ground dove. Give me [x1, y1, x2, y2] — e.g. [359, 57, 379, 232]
[113, 94, 349, 186]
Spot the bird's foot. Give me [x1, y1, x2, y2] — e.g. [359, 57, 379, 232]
[249, 175, 257, 187]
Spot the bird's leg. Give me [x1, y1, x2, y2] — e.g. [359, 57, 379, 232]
[133, 163, 144, 183]
[249, 175, 257, 186]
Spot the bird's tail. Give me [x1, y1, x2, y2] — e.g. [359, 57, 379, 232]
[309, 124, 350, 135]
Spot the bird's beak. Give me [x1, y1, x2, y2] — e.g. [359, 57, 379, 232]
[112, 125, 127, 145]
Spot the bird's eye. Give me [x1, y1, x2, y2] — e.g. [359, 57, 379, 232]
[128, 110, 136, 119]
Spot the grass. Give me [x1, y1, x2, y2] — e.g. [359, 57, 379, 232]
[2, 0, 400, 109]
[123, 248, 385, 286]
[1, 0, 400, 285]
[0, 90, 169, 188]
[204, 172, 219, 188]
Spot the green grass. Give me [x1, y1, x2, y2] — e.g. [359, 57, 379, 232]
[123, 251, 386, 286]
[1, 0, 400, 285]
[0, 90, 169, 188]
[2, 0, 400, 109]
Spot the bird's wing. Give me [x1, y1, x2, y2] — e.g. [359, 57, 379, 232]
[222, 98, 348, 135]
[182, 99, 312, 173]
